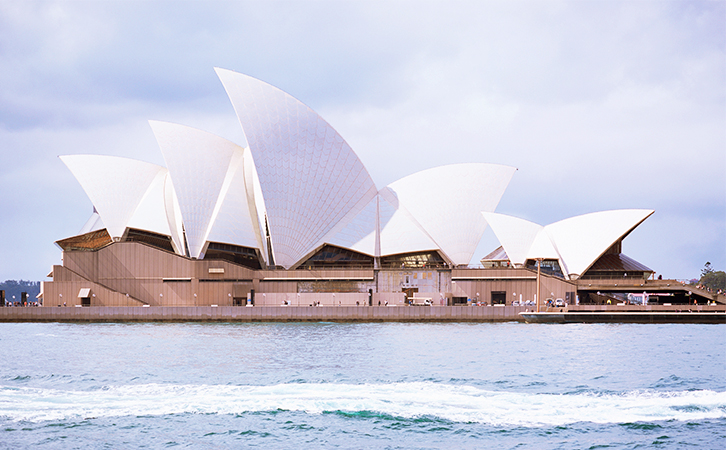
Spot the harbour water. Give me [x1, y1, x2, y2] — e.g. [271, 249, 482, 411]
[1, 322, 724, 449]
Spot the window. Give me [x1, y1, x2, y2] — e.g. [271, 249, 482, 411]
[204, 242, 262, 270]
[380, 251, 445, 269]
[298, 245, 373, 269]
[491, 291, 506, 305]
[525, 259, 564, 278]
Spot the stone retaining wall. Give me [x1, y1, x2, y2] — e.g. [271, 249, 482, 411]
[0, 305, 527, 322]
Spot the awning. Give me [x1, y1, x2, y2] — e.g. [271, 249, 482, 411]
[78, 288, 91, 298]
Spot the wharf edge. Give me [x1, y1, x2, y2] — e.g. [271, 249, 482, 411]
[0, 305, 527, 323]
[520, 311, 726, 324]
[4, 306, 725, 323]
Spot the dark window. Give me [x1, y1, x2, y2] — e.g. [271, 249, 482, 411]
[125, 229, 175, 253]
[526, 259, 565, 278]
[380, 251, 445, 269]
[452, 296, 468, 305]
[299, 245, 373, 269]
[204, 242, 262, 270]
[565, 292, 576, 304]
[491, 291, 506, 305]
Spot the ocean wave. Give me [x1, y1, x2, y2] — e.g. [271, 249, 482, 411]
[1, 382, 724, 426]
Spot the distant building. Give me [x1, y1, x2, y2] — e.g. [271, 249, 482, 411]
[44, 69, 690, 308]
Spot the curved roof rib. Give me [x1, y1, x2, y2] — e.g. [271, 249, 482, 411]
[387, 163, 516, 265]
[59, 155, 168, 241]
[205, 149, 262, 254]
[79, 210, 104, 235]
[149, 120, 260, 259]
[163, 172, 186, 256]
[215, 68, 378, 268]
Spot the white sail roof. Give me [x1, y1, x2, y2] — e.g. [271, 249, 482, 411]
[545, 209, 654, 279]
[204, 149, 261, 254]
[126, 169, 174, 239]
[150, 120, 260, 259]
[378, 188, 440, 257]
[386, 163, 516, 265]
[483, 209, 654, 279]
[215, 67, 378, 268]
[480, 212, 546, 266]
[316, 191, 379, 258]
[59, 155, 168, 240]
[61, 70, 655, 278]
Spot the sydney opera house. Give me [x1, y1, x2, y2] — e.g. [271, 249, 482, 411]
[40, 68, 665, 308]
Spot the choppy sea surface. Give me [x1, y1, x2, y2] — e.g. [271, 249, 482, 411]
[0, 322, 724, 449]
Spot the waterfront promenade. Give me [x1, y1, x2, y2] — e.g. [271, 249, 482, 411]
[4, 304, 724, 323]
[0, 305, 528, 323]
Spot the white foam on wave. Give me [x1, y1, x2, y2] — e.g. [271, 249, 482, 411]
[1, 382, 724, 425]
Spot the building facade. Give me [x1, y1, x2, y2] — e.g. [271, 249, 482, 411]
[40, 69, 671, 308]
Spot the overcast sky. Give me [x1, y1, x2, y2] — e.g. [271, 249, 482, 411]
[1, 0, 724, 282]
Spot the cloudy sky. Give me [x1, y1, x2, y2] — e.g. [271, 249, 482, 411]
[1, 0, 723, 282]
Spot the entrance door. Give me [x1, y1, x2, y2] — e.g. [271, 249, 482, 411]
[491, 291, 506, 305]
[402, 288, 418, 303]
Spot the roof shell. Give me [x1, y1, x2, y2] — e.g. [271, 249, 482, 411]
[315, 191, 379, 258]
[483, 209, 654, 279]
[126, 169, 175, 241]
[204, 150, 262, 254]
[59, 155, 169, 241]
[378, 188, 440, 257]
[150, 120, 260, 259]
[387, 163, 516, 265]
[215, 68, 378, 268]
[544, 209, 654, 278]
[481, 212, 546, 266]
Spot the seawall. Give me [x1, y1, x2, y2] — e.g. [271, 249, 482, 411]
[520, 311, 726, 324]
[0, 305, 527, 323]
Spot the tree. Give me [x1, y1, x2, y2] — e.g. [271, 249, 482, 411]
[0, 280, 41, 304]
[698, 263, 725, 292]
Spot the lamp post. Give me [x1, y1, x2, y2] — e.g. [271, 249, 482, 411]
[451, 281, 456, 307]
[536, 258, 543, 312]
